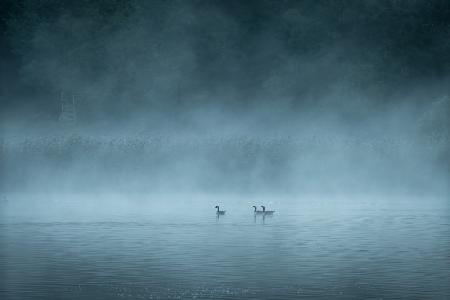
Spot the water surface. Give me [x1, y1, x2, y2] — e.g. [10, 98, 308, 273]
[1, 195, 449, 299]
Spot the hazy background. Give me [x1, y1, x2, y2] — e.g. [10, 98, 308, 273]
[0, 0, 449, 195]
[1, 3, 450, 298]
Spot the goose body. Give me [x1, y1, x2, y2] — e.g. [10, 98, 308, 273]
[253, 205, 264, 214]
[261, 206, 275, 215]
[215, 206, 226, 215]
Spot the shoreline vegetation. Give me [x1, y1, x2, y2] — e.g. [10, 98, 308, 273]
[1, 134, 448, 194]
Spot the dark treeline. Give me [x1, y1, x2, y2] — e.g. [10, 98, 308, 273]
[0, 1, 449, 195]
[1, 0, 449, 122]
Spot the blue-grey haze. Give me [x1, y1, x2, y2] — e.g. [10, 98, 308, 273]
[0, 1, 449, 299]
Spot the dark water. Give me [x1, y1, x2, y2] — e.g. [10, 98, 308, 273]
[1, 195, 449, 299]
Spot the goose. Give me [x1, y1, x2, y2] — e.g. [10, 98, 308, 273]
[261, 205, 275, 215]
[215, 206, 226, 215]
[252, 205, 264, 214]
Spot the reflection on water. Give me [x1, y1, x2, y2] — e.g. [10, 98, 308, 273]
[1, 196, 449, 299]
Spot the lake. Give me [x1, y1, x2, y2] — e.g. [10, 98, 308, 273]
[1, 194, 449, 299]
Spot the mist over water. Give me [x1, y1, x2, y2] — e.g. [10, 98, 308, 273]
[1, 1, 449, 299]
[1, 0, 449, 195]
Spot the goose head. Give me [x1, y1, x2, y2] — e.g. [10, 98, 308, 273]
[261, 205, 266, 212]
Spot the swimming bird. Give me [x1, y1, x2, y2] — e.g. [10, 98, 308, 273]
[215, 206, 226, 215]
[253, 205, 264, 214]
[261, 205, 275, 215]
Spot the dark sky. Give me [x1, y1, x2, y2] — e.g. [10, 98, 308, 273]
[1, 0, 449, 122]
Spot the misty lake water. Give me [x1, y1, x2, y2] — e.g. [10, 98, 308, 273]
[1, 195, 449, 299]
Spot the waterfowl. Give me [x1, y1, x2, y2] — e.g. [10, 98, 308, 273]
[253, 205, 264, 214]
[261, 205, 275, 215]
[215, 206, 226, 215]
